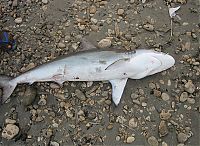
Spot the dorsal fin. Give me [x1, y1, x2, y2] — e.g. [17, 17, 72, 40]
[79, 38, 97, 51]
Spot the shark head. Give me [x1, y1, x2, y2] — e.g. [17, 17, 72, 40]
[135, 49, 175, 76]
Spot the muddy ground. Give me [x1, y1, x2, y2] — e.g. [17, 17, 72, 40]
[0, 0, 199, 146]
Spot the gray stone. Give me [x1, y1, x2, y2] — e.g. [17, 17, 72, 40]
[98, 38, 111, 48]
[143, 24, 154, 31]
[148, 136, 158, 146]
[126, 136, 135, 143]
[185, 80, 195, 93]
[180, 92, 188, 102]
[75, 89, 86, 101]
[14, 17, 22, 24]
[161, 93, 170, 101]
[159, 120, 168, 137]
[129, 118, 138, 128]
[58, 42, 66, 48]
[177, 132, 188, 143]
[42, 0, 48, 4]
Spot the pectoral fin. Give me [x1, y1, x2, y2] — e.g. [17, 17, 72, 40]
[109, 78, 128, 105]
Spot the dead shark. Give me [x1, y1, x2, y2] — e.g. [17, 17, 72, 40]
[0, 39, 175, 105]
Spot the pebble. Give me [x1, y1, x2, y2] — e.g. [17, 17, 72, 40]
[161, 141, 168, 146]
[187, 98, 195, 104]
[185, 80, 195, 93]
[147, 136, 158, 146]
[91, 18, 98, 24]
[50, 141, 59, 146]
[161, 93, 170, 101]
[12, 0, 18, 7]
[116, 136, 120, 141]
[14, 17, 23, 24]
[38, 96, 47, 106]
[89, 5, 96, 14]
[42, 0, 48, 4]
[159, 120, 168, 137]
[160, 110, 171, 120]
[50, 83, 60, 89]
[128, 118, 138, 128]
[58, 42, 66, 48]
[5, 118, 16, 124]
[20, 86, 37, 106]
[180, 92, 188, 102]
[2, 124, 19, 140]
[143, 24, 154, 31]
[177, 132, 188, 143]
[149, 82, 156, 89]
[131, 93, 139, 99]
[126, 136, 135, 143]
[75, 89, 86, 101]
[154, 89, 161, 97]
[117, 8, 124, 16]
[98, 38, 111, 48]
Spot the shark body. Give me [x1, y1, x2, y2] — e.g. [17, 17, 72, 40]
[0, 40, 175, 105]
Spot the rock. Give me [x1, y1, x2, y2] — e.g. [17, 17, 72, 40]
[50, 141, 59, 146]
[148, 136, 158, 146]
[128, 118, 138, 128]
[177, 132, 188, 143]
[154, 89, 161, 97]
[131, 93, 139, 99]
[12, 0, 18, 7]
[20, 86, 37, 106]
[91, 18, 98, 24]
[42, 0, 48, 4]
[180, 92, 188, 102]
[58, 42, 66, 48]
[117, 8, 124, 16]
[160, 110, 171, 120]
[185, 80, 195, 93]
[21, 63, 35, 72]
[159, 120, 168, 137]
[90, 25, 99, 32]
[98, 38, 111, 48]
[2, 124, 19, 140]
[161, 141, 168, 146]
[78, 24, 85, 30]
[5, 118, 16, 124]
[126, 136, 135, 143]
[143, 24, 154, 31]
[89, 5, 96, 14]
[161, 93, 170, 101]
[14, 17, 22, 24]
[50, 83, 60, 89]
[149, 82, 156, 89]
[116, 135, 120, 141]
[187, 98, 195, 104]
[75, 89, 86, 101]
[38, 96, 47, 106]
[141, 102, 147, 107]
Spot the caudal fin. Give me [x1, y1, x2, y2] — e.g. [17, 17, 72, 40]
[0, 75, 17, 103]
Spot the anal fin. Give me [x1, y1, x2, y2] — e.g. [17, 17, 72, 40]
[109, 78, 128, 106]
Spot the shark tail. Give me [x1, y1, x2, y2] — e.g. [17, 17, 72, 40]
[0, 75, 17, 103]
